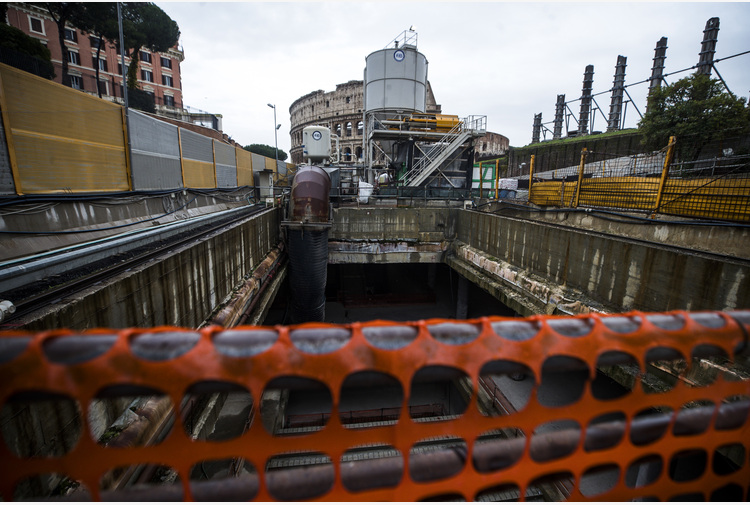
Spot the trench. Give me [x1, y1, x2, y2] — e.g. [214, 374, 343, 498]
[5, 206, 750, 500]
[264, 263, 519, 325]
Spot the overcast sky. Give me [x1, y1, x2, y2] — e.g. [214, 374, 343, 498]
[156, 1, 750, 155]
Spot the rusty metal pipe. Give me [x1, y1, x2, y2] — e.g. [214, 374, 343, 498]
[208, 244, 285, 328]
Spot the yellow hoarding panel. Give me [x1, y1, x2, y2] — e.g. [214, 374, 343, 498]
[264, 156, 276, 172]
[529, 181, 576, 207]
[0, 63, 129, 194]
[662, 177, 750, 222]
[235, 147, 253, 187]
[182, 159, 216, 189]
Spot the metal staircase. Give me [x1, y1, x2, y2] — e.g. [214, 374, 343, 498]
[399, 115, 486, 187]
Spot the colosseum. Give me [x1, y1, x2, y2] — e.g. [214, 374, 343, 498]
[289, 80, 445, 166]
[289, 80, 508, 166]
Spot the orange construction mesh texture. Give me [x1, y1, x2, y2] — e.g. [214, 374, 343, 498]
[1, 310, 749, 501]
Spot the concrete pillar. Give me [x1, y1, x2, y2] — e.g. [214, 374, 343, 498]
[553, 94, 565, 140]
[532, 113, 542, 144]
[697, 17, 720, 76]
[456, 274, 468, 319]
[648, 37, 668, 96]
[578, 65, 594, 136]
[607, 56, 627, 132]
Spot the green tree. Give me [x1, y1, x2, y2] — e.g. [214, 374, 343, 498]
[639, 73, 750, 160]
[243, 144, 288, 161]
[0, 23, 54, 79]
[121, 3, 180, 90]
[36, 3, 86, 86]
[70, 3, 119, 97]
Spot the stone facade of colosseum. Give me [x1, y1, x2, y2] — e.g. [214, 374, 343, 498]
[288, 81, 507, 165]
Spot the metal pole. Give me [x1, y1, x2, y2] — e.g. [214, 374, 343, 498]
[653, 136, 676, 215]
[528, 154, 536, 204]
[494, 158, 499, 200]
[267, 103, 279, 179]
[117, 2, 128, 108]
[573, 148, 587, 208]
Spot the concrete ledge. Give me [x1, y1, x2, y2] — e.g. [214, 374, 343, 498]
[459, 210, 750, 312]
[0, 189, 256, 261]
[328, 240, 448, 264]
[447, 241, 605, 316]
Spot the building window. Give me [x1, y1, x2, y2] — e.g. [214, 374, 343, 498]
[89, 36, 102, 49]
[346, 122, 352, 137]
[140, 51, 151, 63]
[164, 95, 175, 107]
[356, 146, 363, 159]
[160, 56, 172, 69]
[346, 96, 351, 104]
[67, 50, 80, 65]
[64, 28, 77, 43]
[70, 75, 83, 90]
[357, 121, 364, 135]
[336, 124, 341, 136]
[141, 69, 153, 82]
[29, 16, 44, 34]
[92, 56, 107, 72]
[161, 74, 173, 87]
[326, 100, 330, 108]
[98, 80, 108, 96]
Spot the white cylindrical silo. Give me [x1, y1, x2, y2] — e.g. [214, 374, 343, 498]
[364, 45, 428, 113]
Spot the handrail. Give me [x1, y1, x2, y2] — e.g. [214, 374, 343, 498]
[399, 115, 487, 187]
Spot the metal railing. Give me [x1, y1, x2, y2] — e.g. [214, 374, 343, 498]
[399, 116, 486, 187]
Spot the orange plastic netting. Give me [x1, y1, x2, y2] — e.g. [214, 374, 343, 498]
[1, 310, 749, 501]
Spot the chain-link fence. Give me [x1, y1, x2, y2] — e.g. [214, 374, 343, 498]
[528, 137, 750, 223]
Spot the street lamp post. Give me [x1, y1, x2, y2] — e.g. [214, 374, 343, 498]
[267, 103, 279, 172]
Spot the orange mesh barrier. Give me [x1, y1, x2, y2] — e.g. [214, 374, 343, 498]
[1, 311, 749, 501]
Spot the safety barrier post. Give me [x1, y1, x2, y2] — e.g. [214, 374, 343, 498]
[494, 159, 500, 200]
[527, 155, 535, 203]
[120, 107, 133, 191]
[573, 148, 587, 208]
[653, 136, 676, 216]
[479, 161, 484, 200]
[0, 68, 22, 195]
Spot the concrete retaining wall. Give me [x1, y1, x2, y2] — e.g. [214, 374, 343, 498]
[23, 208, 281, 330]
[457, 210, 750, 312]
[329, 207, 749, 313]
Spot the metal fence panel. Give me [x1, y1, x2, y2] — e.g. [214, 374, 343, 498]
[182, 159, 215, 189]
[0, 101, 15, 195]
[251, 153, 267, 175]
[527, 143, 750, 223]
[180, 129, 215, 188]
[179, 128, 213, 164]
[213, 140, 237, 188]
[236, 147, 253, 187]
[128, 110, 182, 190]
[0, 62, 128, 194]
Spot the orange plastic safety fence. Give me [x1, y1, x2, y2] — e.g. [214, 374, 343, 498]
[1, 311, 749, 501]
